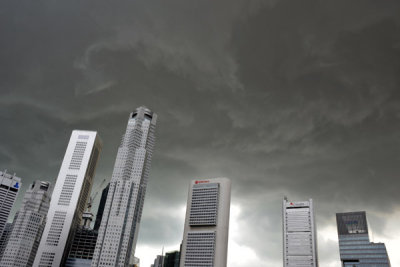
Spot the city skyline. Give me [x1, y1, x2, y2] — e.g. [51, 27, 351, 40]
[1, 1, 400, 266]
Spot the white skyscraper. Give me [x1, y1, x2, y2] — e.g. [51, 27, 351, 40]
[180, 178, 231, 267]
[0, 170, 21, 239]
[1, 180, 53, 267]
[283, 197, 318, 267]
[33, 130, 102, 267]
[91, 107, 157, 267]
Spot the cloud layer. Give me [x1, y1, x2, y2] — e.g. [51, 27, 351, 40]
[1, 0, 400, 266]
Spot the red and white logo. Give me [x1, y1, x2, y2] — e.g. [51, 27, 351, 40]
[195, 180, 209, 184]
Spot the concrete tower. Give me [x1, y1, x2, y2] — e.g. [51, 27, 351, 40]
[33, 130, 102, 267]
[180, 178, 231, 267]
[283, 197, 318, 267]
[0, 170, 21, 239]
[1, 180, 53, 266]
[91, 107, 157, 267]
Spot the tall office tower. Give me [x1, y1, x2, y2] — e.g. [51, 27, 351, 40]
[92, 107, 157, 267]
[164, 251, 180, 267]
[180, 178, 231, 267]
[0, 223, 12, 259]
[0, 170, 21, 239]
[33, 130, 102, 267]
[283, 197, 318, 267]
[0, 181, 53, 266]
[336, 211, 391, 266]
[93, 183, 109, 231]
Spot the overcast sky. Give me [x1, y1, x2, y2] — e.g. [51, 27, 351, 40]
[1, 0, 400, 266]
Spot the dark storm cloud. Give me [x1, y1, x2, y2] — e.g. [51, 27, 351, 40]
[1, 0, 400, 265]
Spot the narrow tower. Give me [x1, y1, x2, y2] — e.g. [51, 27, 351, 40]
[283, 197, 318, 267]
[92, 107, 157, 267]
[33, 130, 102, 267]
[180, 178, 231, 267]
[1, 180, 53, 267]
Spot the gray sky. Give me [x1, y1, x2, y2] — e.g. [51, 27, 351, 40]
[1, 0, 400, 266]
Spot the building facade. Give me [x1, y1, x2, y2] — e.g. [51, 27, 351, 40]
[65, 226, 98, 267]
[180, 178, 231, 267]
[0, 181, 53, 267]
[0, 170, 21, 239]
[33, 130, 102, 267]
[336, 211, 391, 267]
[164, 251, 180, 267]
[91, 107, 157, 267]
[283, 197, 318, 267]
[93, 184, 109, 231]
[0, 223, 12, 260]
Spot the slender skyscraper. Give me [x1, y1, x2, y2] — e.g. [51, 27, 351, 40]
[0, 170, 21, 239]
[92, 107, 157, 267]
[33, 130, 102, 267]
[1, 180, 53, 267]
[336, 211, 391, 266]
[283, 197, 318, 267]
[180, 178, 231, 267]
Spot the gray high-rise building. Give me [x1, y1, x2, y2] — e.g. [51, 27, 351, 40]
[0, 170, 21, 239]
[180, 178, 231, 267]
[283, 197, 318, 267]
[92, 107, 157, 267]
[0, 180, 53, 267]
[0, 223, 12, 260]
[33, 130, 102, 267]
[336, 211, 391, 267]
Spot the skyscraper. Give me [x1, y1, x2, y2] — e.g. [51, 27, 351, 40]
[180, 178, 231, 267]
[91, 107, 157, 267]
[0, 180, 53, 267]
[336, 211, 391, 266]
[33, 130, 102, 267]
[283, 197, 318, 267]
[65, 226, 98, 267]
[0, 170, 21, 239]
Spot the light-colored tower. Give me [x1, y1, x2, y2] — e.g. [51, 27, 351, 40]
[1, 180, 53, 267]
[91, 107, 157, 267]
[283, 197, 318, 267]
[180, 178, 231, 267]
[0, 170, 21, 240]
[33, 130, 102, 267]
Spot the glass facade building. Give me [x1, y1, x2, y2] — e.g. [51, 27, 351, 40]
[336, 211, 391, 267]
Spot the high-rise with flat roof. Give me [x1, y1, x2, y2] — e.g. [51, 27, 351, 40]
[33, 130, 102, 267]
[92, 107, 157, 267]
[336, 211, 391, 267]
[283, 197, 318, 267]
[180, 178, 231, 267]
[0, 180, 53, 267]
[0, 223, 12, 260]
[0, 170, 21, 239]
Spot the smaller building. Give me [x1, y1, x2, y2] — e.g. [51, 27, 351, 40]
[164, 251, 180, 267]
[151, 255, 164, 267]
[336, 211, 391, 266]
